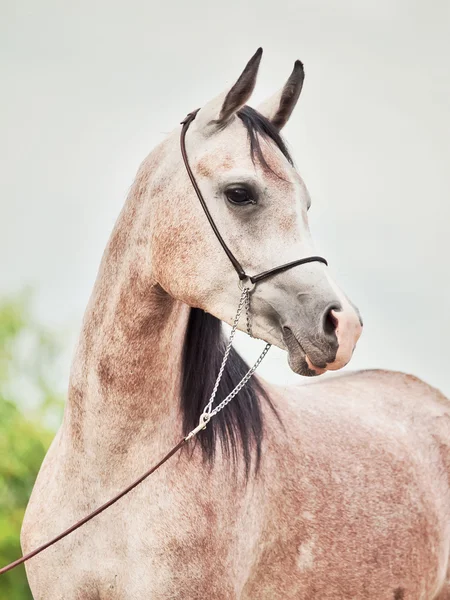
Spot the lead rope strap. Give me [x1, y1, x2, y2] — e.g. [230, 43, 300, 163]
[186, 286, 271, 439]
[0, 287, 270, 576]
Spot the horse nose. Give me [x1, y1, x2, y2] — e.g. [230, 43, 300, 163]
[324, 303, 363, 371]
[322, 303, 341, 339]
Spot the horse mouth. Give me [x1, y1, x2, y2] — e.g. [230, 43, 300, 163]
[282, 327, 327, 377]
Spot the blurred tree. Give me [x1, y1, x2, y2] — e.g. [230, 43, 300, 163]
[0, 292, 64, 599]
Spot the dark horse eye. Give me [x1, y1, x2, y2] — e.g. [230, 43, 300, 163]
[225, 187, 256, 206]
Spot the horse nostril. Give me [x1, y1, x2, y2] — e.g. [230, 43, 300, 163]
[323, 304, 340, 336]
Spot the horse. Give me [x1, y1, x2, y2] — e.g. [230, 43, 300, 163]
[20, 49, 450, 599]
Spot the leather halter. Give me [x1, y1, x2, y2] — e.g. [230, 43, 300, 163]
[180, 110, 328, 285]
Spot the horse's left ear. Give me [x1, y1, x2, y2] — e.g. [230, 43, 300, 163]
[195, 48, 263, 133]
[257, 60, 304, 130]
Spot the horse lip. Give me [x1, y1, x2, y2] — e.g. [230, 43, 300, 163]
[282, 327, 327, 376]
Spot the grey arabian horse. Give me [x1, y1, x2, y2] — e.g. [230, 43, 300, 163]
[19, 50, 450, 599]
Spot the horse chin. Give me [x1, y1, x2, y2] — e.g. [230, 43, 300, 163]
[282, 328, 327, 377]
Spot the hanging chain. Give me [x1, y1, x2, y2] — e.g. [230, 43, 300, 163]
[244, 286, 252, 337]
[202, 287, 248, 417]
[186, 286, 271, 440]
[208, 342, 271, 418]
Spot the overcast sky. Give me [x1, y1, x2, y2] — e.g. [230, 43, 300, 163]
[1, 0, 449, 397]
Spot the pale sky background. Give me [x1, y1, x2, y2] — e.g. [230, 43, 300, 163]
[1, 0, 449, 398]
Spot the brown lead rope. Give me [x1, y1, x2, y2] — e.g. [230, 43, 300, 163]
[0, 289, 267, 576]
[0, 438, 187, 576]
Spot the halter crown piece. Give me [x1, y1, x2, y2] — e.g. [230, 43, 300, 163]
[0, 110, 329, 577]
[180, 110, 328, 285]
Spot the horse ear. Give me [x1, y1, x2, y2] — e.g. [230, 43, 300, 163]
[195, 48, 263, 132]
[257, 60, 304, 130]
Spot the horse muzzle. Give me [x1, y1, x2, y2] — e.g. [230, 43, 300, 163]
[281, 299, 363, 376]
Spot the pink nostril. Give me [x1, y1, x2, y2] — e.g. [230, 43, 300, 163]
[323, 306, 340, 336]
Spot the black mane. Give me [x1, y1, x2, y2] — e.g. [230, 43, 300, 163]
[181, 107, 288, 477]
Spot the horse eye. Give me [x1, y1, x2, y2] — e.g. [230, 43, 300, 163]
[225, 187, 256, 206]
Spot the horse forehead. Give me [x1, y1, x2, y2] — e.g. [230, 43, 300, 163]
[194, 139, 301, 191]
[195, 152, 236, 179]
[259, 146, 301, 188]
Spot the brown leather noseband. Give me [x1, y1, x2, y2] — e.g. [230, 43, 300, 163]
[180, 110, 328, 285]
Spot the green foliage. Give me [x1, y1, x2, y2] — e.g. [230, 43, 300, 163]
[0, 292, 64, 599]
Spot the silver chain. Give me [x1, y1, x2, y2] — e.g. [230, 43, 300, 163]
[244, 286, 252, 337]
[208, 341, 271, 417]
[186, 286, 271, 440]
[202, 287, 248, 417]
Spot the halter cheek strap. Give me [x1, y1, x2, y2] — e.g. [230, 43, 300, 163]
[180, 110, 328, 284]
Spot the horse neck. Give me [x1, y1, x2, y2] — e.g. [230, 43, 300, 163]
[64, 149, 190, 457]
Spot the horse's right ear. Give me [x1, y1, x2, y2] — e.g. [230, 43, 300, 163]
[194, 48, 263, 134]
[257, 60, 304, 130]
